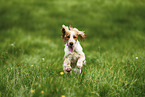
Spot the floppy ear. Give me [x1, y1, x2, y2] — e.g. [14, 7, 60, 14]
[72, 28, 85, 40]
[78, 31, 85, 40]
[61, 25, 69, 41]
[61, 27, 65, 40]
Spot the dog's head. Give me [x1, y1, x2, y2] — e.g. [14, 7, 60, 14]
[61, 24, 85, 52]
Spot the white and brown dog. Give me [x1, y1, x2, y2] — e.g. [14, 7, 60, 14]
[61, 25, 86, 74]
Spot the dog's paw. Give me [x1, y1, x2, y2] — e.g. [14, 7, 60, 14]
[66, 67, 72, 72]
[76, 64, 82, 69]
[64, 66, 72, 73]
[73, 68, 81, 74]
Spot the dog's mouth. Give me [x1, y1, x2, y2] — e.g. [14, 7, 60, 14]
[68, 46, 74, 52]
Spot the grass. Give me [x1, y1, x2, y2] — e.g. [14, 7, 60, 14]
[0, 0, 145, 97]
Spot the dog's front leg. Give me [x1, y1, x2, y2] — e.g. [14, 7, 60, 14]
[63, 57, 72, 73]
[76, 54, 85, 73]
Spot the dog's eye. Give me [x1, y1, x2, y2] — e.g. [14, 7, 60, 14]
[66, 36, 70, 38]
[73, 36, 77, 38]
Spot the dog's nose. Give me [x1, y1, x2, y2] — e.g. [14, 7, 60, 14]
[70, 42, 73, 46]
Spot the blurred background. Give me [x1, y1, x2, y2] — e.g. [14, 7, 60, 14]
[0, 0, 145, 49]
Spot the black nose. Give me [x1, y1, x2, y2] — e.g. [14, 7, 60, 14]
[70, 42, 73, 46]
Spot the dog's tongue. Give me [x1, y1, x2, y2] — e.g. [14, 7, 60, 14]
[69, 46, 74, 52]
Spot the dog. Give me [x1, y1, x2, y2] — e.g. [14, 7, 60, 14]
[61, 25, 86, 74]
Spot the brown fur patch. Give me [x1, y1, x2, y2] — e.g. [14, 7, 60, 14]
[78, 34, 85, 40]
[73, 35, 78, 41]
[61, 28, 65, 40]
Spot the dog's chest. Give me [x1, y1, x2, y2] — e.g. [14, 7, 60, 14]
[69, 52, 80, 61]
[69, 52, 80, 67]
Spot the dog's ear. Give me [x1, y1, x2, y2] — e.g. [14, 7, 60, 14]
[61, 27, 65, 40]
[78, 31, 85, 40]
[61, 25, 69, 41]
[72, 28, 85, 40]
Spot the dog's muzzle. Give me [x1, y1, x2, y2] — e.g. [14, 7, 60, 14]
[68, 42, 74, 52]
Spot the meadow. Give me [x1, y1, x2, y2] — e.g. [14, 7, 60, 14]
[0, 0, 145, 97]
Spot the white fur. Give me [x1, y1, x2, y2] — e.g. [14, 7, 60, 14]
[63, 40, 86, 73]
[68, 30, 76, 45]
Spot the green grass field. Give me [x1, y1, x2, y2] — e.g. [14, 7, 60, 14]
[0, 0, 145, 97]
